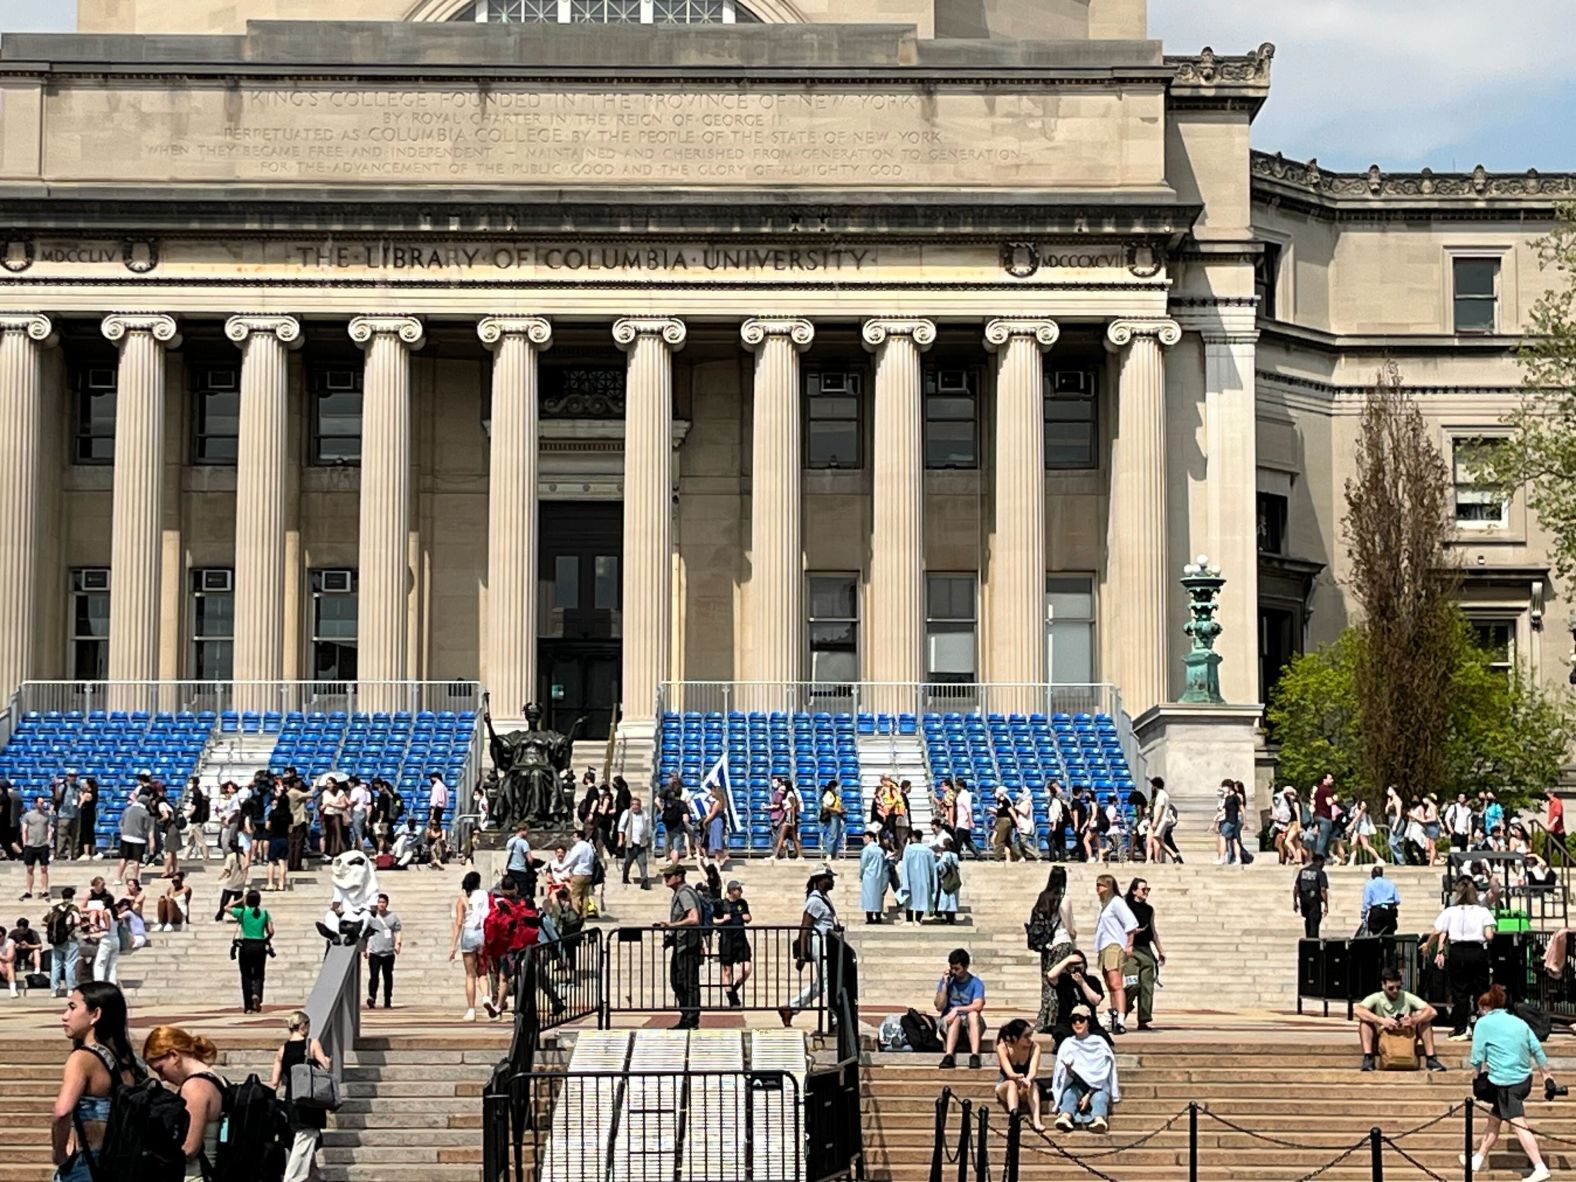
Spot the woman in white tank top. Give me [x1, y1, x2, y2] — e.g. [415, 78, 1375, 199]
[448, 871, 489, 1021]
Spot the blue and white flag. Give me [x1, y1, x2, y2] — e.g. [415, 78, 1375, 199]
[701, 753, 741, 831]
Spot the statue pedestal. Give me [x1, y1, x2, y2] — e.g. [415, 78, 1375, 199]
[1134, 703, 1262, 853]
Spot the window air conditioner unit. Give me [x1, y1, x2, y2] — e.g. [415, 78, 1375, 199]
[819, 372, 850, 394]
[937, 371, 970, 394]
[321, 570, 355, 594]
[200, 569, 234, 593]
[81, 569, 110, 591]
[1052, 370, 1094, 396]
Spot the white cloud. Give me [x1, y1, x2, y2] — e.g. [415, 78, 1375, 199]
[1149, 0, 1576, 169]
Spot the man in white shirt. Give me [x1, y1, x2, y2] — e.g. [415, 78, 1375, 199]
[1094, 873, 1140, 1034]
[1443, 793, 1475, 853]
[951, 783, 981, 860]
[348, 778, 372, 852]
[562, 832, 598, 915]
[618, 798, 652, 889]
[427, 773, 450, 828]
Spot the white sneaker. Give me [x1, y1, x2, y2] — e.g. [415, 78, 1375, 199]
[1525, 1165, 1550, 1182]
[7, 984, 15, 997]
[1460, 1154, 1484, 1173]
[463, 1008, 476, 1022]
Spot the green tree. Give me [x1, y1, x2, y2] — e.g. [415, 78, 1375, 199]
[1342, 361, 1462, 804]
[1478, 203, 1576, 582]
[1264, 630, 1362, 791]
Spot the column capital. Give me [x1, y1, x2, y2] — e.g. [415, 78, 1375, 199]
[478, 316, 553, 350]
[983, 317, 1059, 352]
[861, 317, 936, 352]
[740, 317, 814, 351]
[102, 313, 179, 347]
[612, 317, 686, 351]
[348, 315, 424, 350]
[225, 314, 302, 348]
[0, 314, 55, 345]
[1105, 317, 1181, 352]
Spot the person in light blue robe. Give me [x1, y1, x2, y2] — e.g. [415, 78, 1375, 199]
[860, 834, 890, 922]
[934, 838, 961, 921]
[901, 829, 938, 924]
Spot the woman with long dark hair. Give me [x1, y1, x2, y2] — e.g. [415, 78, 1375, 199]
[1029, 866, 1078, 1032]
[228, 887, 275, 1012]
[76, 779, 99, 861]
[51, 981, 144, 1182]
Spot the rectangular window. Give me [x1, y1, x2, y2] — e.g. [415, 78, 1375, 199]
[1453, 258, 1500, 333]
[925, 573, 977, 683]
[552, 555, 580, 611]
[69, 569, 111, 680]
[73, 366, 117, 465]
[808, 574, 859, 685]
[1044, 369, 1098, 470]
[1468, 618, 1515, 675]
[1257, 492, 1289, 554]
[190, 568, 234, 680]
[310, 569, 358, 682]
[1255, 242, 1281, 321]
[192, 367, 240, 465]
[310, 367, 363, 465]
[923, 368, 978, 469]
[1453, 438, 1508, 528]
[805, 370, 863, 469]
[593, 555, 620, 611]
[1046, 575, 1095, 684]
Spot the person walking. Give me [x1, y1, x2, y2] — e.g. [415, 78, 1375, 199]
[228, 888, 273, 1012]
[618, 797, 652, 888]
[115, 794, 153, 885]
[1122, 878, 1166, 1031]
[51, 982, 145, 1182]
[142, 1026, 226, 1180]
[934, 836, 962, 924]
[1464, 984, 1557, 1182]
[504, 822, 536, 897]
[659, 864, 704, 1029]
[365, 892, 402, 1008]
[716, 879, 753, 1006]
[952, 781, 982, 860]
[779, 868, 838, 1028]
[768, 778, 802, 862]
[818, 780, 846, 859]
[449, 870, 489, 1021]
[859, 831, 892, 923]
[1294, 854, 1330, 938]
[1029, 866, 1078, 1033]
[1093, 874, 1138, 1035]
[1360, 865, 1401, 936]
[1432, 878, 1496, 1039]
[271, 1011, 332, 1182]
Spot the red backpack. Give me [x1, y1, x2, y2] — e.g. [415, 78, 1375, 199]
[481, 894, 539, 969]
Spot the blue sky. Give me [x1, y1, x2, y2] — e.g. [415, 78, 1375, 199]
[2, 0, 1571, 173]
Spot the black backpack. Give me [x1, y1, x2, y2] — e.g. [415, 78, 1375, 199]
[1515, 1002, 1554, 1044]
[75, 1047, 189, 1182]
[46, 903, 79, 948]
[899, 1008, 944, 1054]
[202, 1073, 291, 1182]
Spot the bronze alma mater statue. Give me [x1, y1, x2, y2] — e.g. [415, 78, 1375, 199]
[483, 697, 583, 829]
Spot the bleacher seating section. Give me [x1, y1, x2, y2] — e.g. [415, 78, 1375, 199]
[0, 710, 214, 845]
[0, 708, 476, 840]
[654, 710, 863, 852]
[922, 710, 1136, 849]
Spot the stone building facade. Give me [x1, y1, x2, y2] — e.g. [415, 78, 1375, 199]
[0, 0, 1567, 773]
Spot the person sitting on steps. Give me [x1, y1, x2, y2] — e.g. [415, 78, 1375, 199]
[934, 947, 986, 1070]
[1354, 968, 1447, 1072]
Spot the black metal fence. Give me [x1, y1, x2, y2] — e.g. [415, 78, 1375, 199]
[484, 928, 862, 1182]
[1297, 930, 1576, 1023]
[603, 924, 835, 1033]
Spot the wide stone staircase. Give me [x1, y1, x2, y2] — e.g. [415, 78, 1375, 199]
[0, 851, 1540, 1182]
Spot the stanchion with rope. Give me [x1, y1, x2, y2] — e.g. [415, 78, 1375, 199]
[1464, 1098, 1474, 1182]
[929, 1088, 953, 1182]
[1370, 1127, 1384, 1182]
[973, 1103, 990, 1182]
[1188, 1102, 1198, 1182]
[1002, 1108, 1022, 1182]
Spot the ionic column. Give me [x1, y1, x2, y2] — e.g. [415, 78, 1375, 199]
[985, 318, 1059, 700]
[348, 316, 424, 706]
[102, 314, 180, 695]
[613, 317, 686, 722]
[226, 315, 301, 710]
[1104, 318, 1181, 715]
[479, 315, 553, 714]
[1203, 325, 1261, 705]
[0, 315, 55, 697]
[862, 318, 935, 701]
[741, 317, 814, 697]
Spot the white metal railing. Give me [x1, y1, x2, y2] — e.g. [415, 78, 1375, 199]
[656, 681, 1127, 721]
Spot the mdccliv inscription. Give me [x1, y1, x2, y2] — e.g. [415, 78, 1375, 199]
[39, 85, 1164, 188]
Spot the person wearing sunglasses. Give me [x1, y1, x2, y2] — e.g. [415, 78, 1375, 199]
[1051, 1004, 1120, 1134]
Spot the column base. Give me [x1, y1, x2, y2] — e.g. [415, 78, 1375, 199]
[1134, 703, 1263, 852]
